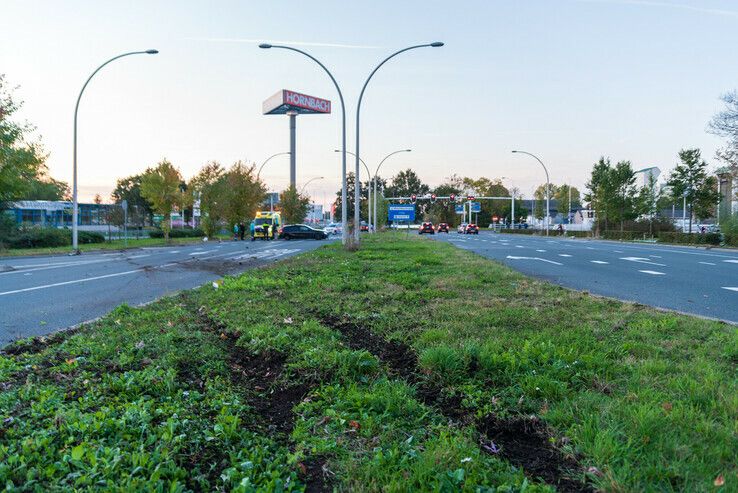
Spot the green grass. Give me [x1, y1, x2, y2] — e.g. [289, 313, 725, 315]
[1, 233, 736, 491]
[0, 235, 229, 257]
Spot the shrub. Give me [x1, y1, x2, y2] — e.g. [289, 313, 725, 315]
[7, 227, 69, 248]
[657, 232, 721, 245]
[149, 227, 204, 238]
[78, 231, 105, 244]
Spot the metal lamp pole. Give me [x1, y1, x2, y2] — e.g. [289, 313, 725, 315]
[335, 150, 372, 229]
[354, 41, 444, 242]
[299, 176, 325, 195]
[72, 49, 158, 253]
[373, 149, 412, 233]
[512, 150, 551, 236]
[257, 151, 291, 180]
[260, 44, 348, 245]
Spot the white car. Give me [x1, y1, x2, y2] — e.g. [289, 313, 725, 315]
[324, 223, 342, 235]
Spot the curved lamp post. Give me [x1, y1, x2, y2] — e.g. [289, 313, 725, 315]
[299, 176, 325, 195]
[72, 49, 158, 252]
[373, 149, 411, 233]
[260, 43, 349, 245]
[354, 41, 443, 242]
[335, 149, 372, 229]
[512, 150, 551, 236]
[257, 151, 291, 180]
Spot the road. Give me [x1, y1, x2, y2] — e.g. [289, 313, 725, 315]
[432, 231, 738, 324]
[0, 238, 334, 345]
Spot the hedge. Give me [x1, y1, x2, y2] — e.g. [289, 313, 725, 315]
[1, 228, 105, 249]
[601, 230, 725, 246]
[148, 227, 205, 239]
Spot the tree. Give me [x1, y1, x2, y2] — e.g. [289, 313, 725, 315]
[554, 184, 581, 218]
[189, 161, 226, 237]
[585, 157, 612, 235]
[428, 180, 463, 225]
[0, 74, 56, 206]
[93, 194, 102, 204]
[23, 177, 69, 201]
[385, 169, 429, 198]
[140, 159, 185, 241]
[333, 172, 372, 225]
[636, 173, 661, 235]
[533, 183, 557, 222]
[111, 173, 153, 229]
[610, 161, 638, 232]
[667, 149, 720, 233]
[710, 91, 738, 140]
[279, 186, 311, 224]
[218, 161, 265, 230]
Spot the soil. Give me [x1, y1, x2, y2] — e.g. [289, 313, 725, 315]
[318, 313, 591, 493]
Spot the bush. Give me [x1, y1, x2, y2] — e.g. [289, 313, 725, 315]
[657, 232, 721, 246]
[601, 231, 651, 241]
[149, 227, 204, 239]
[596, 217, 676, 234]
[2, 227, 105, 249]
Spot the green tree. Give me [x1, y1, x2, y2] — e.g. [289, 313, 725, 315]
[667, 149, 720, 233]
[111, 173, 153, 229]
[636, 173, 661, 235]
[218, 161, 266, 230]
[332, 172, 371, 225]
[189, 162, 226, 237]
[0, 75, 55, 206]
[428, 180, 463, 225]
[533, 183, 557, 222]
[610, 161, 638, 232]
[585, 157, 612, 235]
[140, 159, 185, 241]
[279, 186, 311, 224]
[554, 184, 581, 218]
[385, 169, 429, 198]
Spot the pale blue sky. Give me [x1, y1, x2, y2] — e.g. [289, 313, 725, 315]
[2, 0, 737, 205]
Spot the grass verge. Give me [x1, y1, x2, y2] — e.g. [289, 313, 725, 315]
[1, 233, 736, 491]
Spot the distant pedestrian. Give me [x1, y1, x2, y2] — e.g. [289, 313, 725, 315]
[238, 222, 245, 241]
[233, 223, 239, 241]
[557, 224, 564, 235]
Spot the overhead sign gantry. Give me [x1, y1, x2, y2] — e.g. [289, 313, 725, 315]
[263, 90, 331, 188]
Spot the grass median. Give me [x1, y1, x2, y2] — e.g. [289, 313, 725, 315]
[1, 233, 736, 491]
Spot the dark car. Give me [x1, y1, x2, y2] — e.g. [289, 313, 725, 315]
[437, 222, 449, 233]
[279, 224, 328, 240]
[464, 223, 479, 234]
[418, 222, 435, 235]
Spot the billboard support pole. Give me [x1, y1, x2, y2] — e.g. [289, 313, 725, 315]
[289, 113, 297, 189]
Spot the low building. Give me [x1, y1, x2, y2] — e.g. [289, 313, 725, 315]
[3, 200, 117, 231]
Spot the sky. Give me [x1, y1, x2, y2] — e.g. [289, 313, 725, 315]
[2, 0, 737, 206]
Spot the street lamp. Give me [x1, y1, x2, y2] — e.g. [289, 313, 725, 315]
[257, 151, 291, 180]
[512, 150, 551, 236]
[299, 176, 325, 195]
[373, 149, 412, 233]
[260, 43, 349, 245]
[72, 49, 158, 253]
[335, 149, 372, 230]
[354, 42, 443, 242]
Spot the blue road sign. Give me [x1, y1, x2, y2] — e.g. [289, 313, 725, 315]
[388, 204, 415, 222]
[455, 204, 464, 215]
[471, 201, 481, 213]
[456, 202, 481, 214]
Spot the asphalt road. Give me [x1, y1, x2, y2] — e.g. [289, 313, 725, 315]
[432, 231, 738, 324]
[0, 238, 334, 346]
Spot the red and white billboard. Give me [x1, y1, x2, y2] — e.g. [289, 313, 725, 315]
[263, 90, 331, 115]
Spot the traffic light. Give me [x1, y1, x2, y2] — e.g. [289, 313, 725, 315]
[467, 195, 475, 201]
[449, 193, 456, 202]
[411, 194, 417, 204]
[430, 194, 437, 203]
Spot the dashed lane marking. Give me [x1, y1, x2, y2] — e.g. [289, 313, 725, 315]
[724, 260, 738, 264]
[639, 270, 665, 275]
[699, 262, 716, 266]
[558, 254, 573, 257]
[506, 255, 563, 265]
[620, 257, 666, 267]
[536, 249, 546, 252]
[722, 287, 738, 292]
[591, 260, 609, 264]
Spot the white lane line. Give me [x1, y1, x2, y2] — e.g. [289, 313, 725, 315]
[506, 255, 563, 265]
[0, 258, 112, 276]
[649, 255, 662, 259]
[515, 245, 524, 249]
[586, 247, 595, 250]
[536, 249, 547, 252]
[558, 254, 573, 257]
[0, 269, 141, 296]
[639, 270, 665, 275]
[591, 260, 609, 264]
[724, 260, 738, 264]
[723, 287, 738, 292]
[699, 261, 716, 266]
[620, 257, 666, 267]
[169, 250, 180, 254]
[614, 250, 623, 253]
[190, 249, 218, 256]
[127, 254, 150, 259]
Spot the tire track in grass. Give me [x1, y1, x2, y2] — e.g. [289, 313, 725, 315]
[185, 299, 328, 491]
[317, 313, 592, 493]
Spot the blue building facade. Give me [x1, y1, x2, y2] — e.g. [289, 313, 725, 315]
[4, 201, 115, 227]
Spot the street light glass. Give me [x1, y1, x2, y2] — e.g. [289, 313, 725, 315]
[259, 43, 272, 49]
[430, 42, 444, 47]
[146, 49, 159, 54]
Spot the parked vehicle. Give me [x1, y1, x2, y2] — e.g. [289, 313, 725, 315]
[360, 221, 369, 232]
[437, 222, 449, 233]
[418, 222, 435, 235]
[279, 224, 328, 240]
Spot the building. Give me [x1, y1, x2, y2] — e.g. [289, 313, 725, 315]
[306, 204, 323, 224]
[3, 200, 118, 231]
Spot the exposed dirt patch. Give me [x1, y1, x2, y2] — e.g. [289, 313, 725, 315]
[2, 328, 81, 356]
[318, 313, 591, 492]
[300, 457, 333, 493]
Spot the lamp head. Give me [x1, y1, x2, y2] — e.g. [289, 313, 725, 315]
[430, 42, 444, 47]
[405, 149, 412, 152]
[145, 49, 159, 55]
[259, 43, 272, 49]
[511, 150, 519, 153]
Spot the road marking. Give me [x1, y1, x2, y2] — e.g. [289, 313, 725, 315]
[649, 255, 662, 259]
[724, 260, 738, 264]
[127, 254, 150, 259]
[722, 287, 738, 292]
[0, 269, 141, 296]
[591, 260, 609, 264]
[620, 256, 666, 267]
[536, 249, 547, 252]
[586, 247, 595, 250]
[614, 250, 623, 253]
[558, 254, 572, 257]
[506, 255, 563, 265]
[638, 270, 665, 275]
[169, 250, 180, 254]
[0, 258, 112, 276]
[699, 261, 716, 266]
[515, 245, 524, 249]
[190, 249, 217, 256]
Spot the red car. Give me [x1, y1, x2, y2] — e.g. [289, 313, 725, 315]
[464, 223, 479, 234]
[436, 223, 449, 233]
[418, 222, 435, 235]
